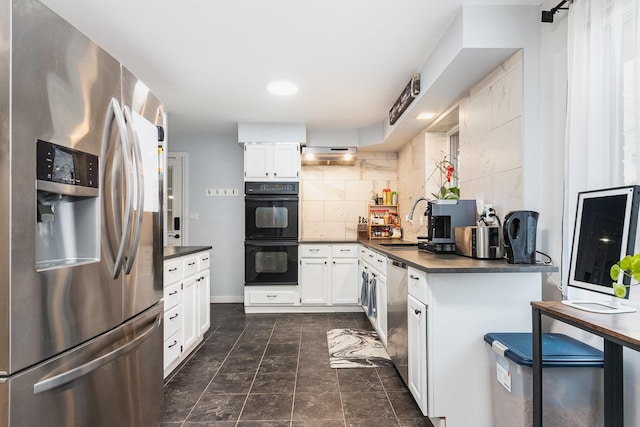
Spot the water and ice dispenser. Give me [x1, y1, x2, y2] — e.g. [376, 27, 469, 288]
[35, 140, 100, 271]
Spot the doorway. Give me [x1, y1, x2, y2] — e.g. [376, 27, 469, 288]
[166, 152, 187, 246]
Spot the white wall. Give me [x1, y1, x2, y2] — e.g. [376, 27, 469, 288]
[168, 132, 245, 302]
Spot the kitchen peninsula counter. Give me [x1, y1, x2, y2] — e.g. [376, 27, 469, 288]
[163, 245, 212, 260]
[363, 241, 558, 274]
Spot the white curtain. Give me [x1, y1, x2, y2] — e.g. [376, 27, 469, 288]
[562, 0, 640, 291]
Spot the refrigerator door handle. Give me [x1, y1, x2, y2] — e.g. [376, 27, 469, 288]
[123, 106, 145, 274]
[101, 98, 134, 279]
[33, 314, 162, 394]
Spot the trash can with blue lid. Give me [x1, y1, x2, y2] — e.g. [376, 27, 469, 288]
[483, 332, 604, 427]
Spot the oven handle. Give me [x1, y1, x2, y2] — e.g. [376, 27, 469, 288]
[245, 241, 299, 247]
[245, 195, 299, 202]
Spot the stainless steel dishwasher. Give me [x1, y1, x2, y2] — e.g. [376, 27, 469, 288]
[387, 258, 409, 384]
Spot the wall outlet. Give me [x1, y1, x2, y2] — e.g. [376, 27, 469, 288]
[205, 188, 215, 196]
[189, 213, 200, 220]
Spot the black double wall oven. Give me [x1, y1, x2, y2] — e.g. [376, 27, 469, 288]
[245, 182, 299, 286]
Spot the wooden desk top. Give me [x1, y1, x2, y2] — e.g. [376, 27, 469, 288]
[531, 301, 640, 351]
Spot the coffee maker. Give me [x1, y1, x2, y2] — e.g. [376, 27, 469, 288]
[503, 210, 538, 264]
[419, 200, 477, 253]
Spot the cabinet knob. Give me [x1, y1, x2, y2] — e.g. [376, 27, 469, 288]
[414, 309, 422, 315]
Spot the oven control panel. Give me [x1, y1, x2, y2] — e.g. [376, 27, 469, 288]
[245, 181, 299, 195]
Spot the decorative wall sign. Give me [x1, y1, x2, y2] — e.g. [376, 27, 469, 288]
[389, 73, 421, 125]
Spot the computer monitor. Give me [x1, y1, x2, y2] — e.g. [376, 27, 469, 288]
[563, 185, 640, 314]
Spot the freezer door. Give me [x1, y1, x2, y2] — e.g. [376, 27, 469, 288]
[0, 303, 163, 427]
[2, 0, 124, 375]
[121, 67, 164, 320]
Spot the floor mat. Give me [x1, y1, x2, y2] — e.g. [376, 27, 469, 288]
[326, 328, 393, 368]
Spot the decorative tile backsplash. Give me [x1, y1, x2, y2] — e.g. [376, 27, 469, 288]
[300, 152, 398, 240]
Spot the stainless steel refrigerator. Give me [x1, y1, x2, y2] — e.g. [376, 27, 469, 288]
[0, 0, 166, 425]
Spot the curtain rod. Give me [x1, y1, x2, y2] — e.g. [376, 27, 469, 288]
[541, 0, 572, 23]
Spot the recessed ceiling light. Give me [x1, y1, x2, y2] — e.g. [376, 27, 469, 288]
[267, 80, 298, 96]
[416, 112, 435, 120]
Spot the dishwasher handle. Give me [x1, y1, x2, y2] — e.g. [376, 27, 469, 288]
[389, 259, 408, 269]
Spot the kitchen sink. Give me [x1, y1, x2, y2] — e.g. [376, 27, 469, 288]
[377, 242, 418, 250]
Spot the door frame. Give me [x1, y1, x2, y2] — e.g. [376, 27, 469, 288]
[165, 152, 189, 245]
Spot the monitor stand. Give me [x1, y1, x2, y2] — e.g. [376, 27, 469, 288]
[562, 299, 637, 314]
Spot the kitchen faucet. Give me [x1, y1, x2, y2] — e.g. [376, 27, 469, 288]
[406, 197, 431, 224]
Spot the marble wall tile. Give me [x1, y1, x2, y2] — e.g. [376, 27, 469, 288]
[363, 160, 398, 181]
[301, 180, 345, 201]
[460, 176, 493, 203]
[492, 168, 523, 217]
[491, 65, 522, 129]
[301, 200, 325, 222]
[458, 51, 523, 212]
[460, 86, 492, 143]
[397, 132, 429, 242]
[325, 200, 368, 221]
[469, 50, 522, 99]
[461, 118, 522, 182]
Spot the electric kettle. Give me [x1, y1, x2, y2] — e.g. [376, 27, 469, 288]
[503, 210, 538, 264]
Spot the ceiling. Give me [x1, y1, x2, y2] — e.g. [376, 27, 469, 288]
[39, 0, 540, 140]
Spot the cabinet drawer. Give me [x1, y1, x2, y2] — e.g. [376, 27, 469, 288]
[408, 267, 428, 303]
[164, 260, 183, 285]
[183, 255, 199, 277]
[332, 244, 359, 258]
[163, 331, 182, 370]
[247, 290, 296, 305]
[163, 282, 182, 310]
[358, 245, 370, 258]
[198, 251, 211, 271]
[164, 304, 183, 338]
[300, 245, 330, 258]
[372, 251, 387, 276]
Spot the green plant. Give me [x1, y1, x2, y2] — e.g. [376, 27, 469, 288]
[429, 155, 460, 200]
[609, 254, 640, 298]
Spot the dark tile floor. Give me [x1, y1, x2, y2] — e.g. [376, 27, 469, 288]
[162, 304, 434, 427]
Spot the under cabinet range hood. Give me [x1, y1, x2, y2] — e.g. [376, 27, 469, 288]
[301, 147, 357, 166]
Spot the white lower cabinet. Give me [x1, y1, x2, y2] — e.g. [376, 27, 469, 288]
[299, 244, 359, 307]
[197, 268, 211, 336]
[163, 249, 211, 378]
[300, 257, 329, 304]
[331, 257, 359, 304]
[375, 273, 388, 347]
[182, 274, 198, 352]
[407, 293, 427, 414]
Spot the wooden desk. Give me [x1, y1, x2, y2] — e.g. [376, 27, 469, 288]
[531, 301, 640, 427]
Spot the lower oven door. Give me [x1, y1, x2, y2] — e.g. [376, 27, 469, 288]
[245, 241, 298, 286]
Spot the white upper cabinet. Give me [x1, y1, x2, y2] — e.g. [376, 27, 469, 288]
[244, 142, 300, 181]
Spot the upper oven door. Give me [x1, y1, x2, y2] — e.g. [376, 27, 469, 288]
[245, 195, 299, 240]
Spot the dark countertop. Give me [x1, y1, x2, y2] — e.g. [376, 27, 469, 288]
[164, 246, 212, 260]
[299, 239, 360, 244]
[361, 240, 559, 274]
